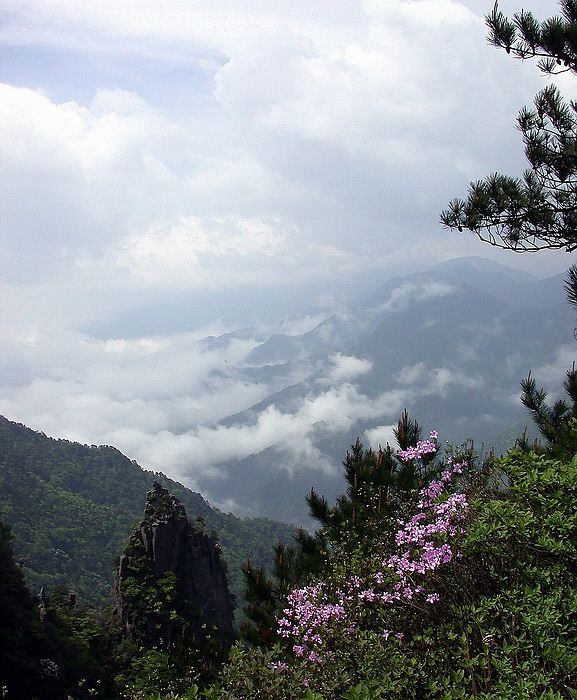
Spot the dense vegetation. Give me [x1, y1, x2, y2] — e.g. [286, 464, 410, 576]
[0, 415, 297, 608]
[1, 2, 575, 698]
[2, 401, 576, 698]
[0, 524, 119, 699]
[214, 447, 577, 699]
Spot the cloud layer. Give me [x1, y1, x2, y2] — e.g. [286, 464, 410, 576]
[1, 1, 570, 310]
[1, 0, 573, 510]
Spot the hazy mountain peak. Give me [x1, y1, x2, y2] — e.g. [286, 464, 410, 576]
[431, 256, 537, 283]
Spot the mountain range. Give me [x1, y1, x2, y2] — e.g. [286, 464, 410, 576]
[183, 257, 575, 526]
[1, 256, 574, 551]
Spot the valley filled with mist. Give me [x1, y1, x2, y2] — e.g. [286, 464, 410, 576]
[3, 256, 572, 527]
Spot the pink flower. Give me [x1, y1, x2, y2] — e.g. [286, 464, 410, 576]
[274, 432, 470, 663]
[269, 661, 289, 671]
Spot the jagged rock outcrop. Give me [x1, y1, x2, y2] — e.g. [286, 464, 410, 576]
[115, 482, 235, 649]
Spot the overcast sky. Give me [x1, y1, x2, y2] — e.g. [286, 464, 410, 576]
[1, 0, 575, 496]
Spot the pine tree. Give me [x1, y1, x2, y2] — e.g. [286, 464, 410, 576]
[565, 262, 577, 337]
[307, 411, 436, 552]
[515, 264, 577, 458]
[242, 529, 326, 646]
[441, 0, 577, 252]
[565, 262, 577, 308]
[517, 365, 577, 457]
[486, 0, 577, 75]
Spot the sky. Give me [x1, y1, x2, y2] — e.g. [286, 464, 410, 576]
[1, 0, 575, 501]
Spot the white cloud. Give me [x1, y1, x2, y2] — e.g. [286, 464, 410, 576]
[0, 320, 409, 486]
[116, 215, 286, 288]
[364, 423, 397, 451]
[0, 326, 282, 436]
[428, 367, 483, 396]
[396, 363, 426, 385]
[0, 0, 572, 503]
[0, 299, 566, 499]
[1, 0, 570, 312]
[322, 353, 373, 385]
[0, 84, 188, 283]
[380, 282, 457, 314]
[393, 360, 483, 396]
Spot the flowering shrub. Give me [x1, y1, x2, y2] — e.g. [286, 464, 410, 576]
[275, 433, 469, 674]
[211, 446, 577, 699]
[278, 584, 347, 663]
[396, 430, 438, 461]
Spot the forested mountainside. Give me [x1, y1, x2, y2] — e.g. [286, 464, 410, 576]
[0, 415, 296, 607]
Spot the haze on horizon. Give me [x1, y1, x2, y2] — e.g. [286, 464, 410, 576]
[1, 0, 574, 503]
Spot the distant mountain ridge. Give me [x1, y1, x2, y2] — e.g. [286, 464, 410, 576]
[187, 258, 574, 526]
[2, 258, 572, 546]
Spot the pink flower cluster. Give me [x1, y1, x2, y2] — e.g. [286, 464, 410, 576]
[384, 457, 468, 600]
[275, 433, 469, 666]
[396, 430, 438, 462]
[277, 583, 347, 662]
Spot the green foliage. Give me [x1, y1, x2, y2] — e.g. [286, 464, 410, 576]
[308, 410, 434, 553]
[43, 598, 118, 699]
[119, 537, 186, 648]
[116, 647, 199, 697]
[0, 523, 117, 699]
[0, 521, 46, 698]
[517, 365, 577, 457]
[441, 1, 577, 253]
[487, 0, 577, 75]
[340, 681, 387, 700]
[565, 263, 577, 309]
[216, 450, 577, 698]
[442, 452, 577, 697]
[242, 528, 328, 646]
[441, 85, 577, 253]
[0, 416, 296, 608]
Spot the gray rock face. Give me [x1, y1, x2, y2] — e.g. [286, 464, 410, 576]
[116, 481, 235, 645]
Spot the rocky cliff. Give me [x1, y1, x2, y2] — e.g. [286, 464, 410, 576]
[116, 482, 235, 649]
